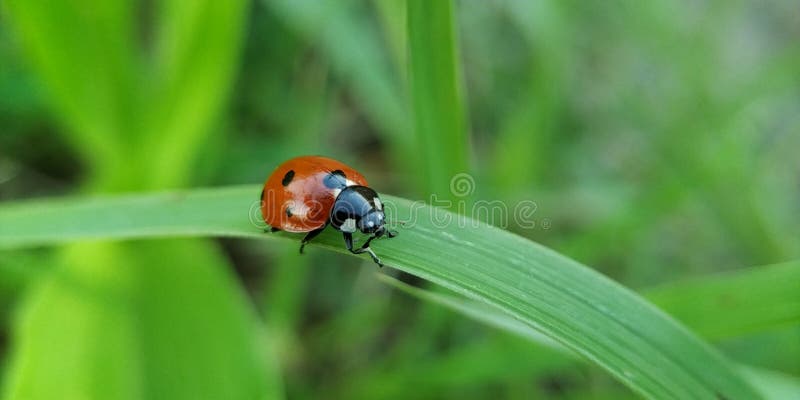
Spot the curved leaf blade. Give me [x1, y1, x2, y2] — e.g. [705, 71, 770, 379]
[0, 187, 760, 399]
[377, 273, 799, 400]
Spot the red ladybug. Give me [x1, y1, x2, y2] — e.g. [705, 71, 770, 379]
[261, 155, 395, 266]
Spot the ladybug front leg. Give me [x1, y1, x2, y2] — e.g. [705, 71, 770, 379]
[299, 226, 326, 254]
[342, 232, 383, 267]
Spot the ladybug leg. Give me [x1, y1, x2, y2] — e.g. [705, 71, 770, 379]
[299, 227, 325, 254]
[266, 227, 281, 233]
[343, 232, 354, 250]
[377, 225, 397, 238]
[385, 219, 403, 237]
[343, 232, 384, 267]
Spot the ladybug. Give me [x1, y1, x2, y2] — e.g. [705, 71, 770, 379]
[260, 155, 396, 267]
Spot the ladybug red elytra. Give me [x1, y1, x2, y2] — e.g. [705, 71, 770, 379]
[260, 155, 396, 267]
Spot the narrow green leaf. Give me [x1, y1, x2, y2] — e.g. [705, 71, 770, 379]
[266, 0, 408, 142]
[644, 261, 800, 340]
[142, 0, 248, 189]
[0, 186, 261, 248]
[372, 0, 407, 85]
[379, 261, 800, 344]
[377, 273, 800, 400]
[0, 187, 761, 398]
[407, 0, 470, 200]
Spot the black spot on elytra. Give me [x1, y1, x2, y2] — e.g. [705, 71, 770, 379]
[282, 170, 295, 186]
[260, 189, 265, 201]
[323, 170, 347, 189]
[285, 206, 293, 218]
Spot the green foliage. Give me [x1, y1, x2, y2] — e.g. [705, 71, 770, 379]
[407, 0, 469, 200]
[644, 261, 800, 340]
[0, 187, 765, 399]
[0, 187, 260, 248]
[377, 273, 800, 400]
[1, 0, 279, 399]
[4, 0, 246, 190]
[1, 0, 799, 399]
[3, 240, 280, 400]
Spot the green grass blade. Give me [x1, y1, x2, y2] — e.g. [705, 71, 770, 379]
[377, 272, 799, 400]
[142, 0, 247, 189]
[407, 0, 470, 200]
[0, 187, 761, 399]
[644, 261, 800, 340]
[379, 261, 800, 344]
[0, 186, 261, 248]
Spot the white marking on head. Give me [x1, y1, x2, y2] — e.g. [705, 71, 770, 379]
[345, 179, 358, 187]
[341, 218, 357, 233]
[373, 197, 383, 211]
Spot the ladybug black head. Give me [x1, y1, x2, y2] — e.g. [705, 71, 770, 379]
[330, 186, 387, 235]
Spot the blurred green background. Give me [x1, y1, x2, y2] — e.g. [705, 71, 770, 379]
[1, 0, 798, 399]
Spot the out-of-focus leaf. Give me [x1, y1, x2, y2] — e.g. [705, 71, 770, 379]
[407, 0, 470, 201]
[739, 367, 800, 400]
[4, 0, 247, 190]
[266, 0, 407, 141]
[3, 1, 278, 400]
[141, 0, 248, 189]
[342, 333, 577, 399]
[2, 240, 281, 400]
[376, 274, 564, 352]
[3, 0, 138, 167]
[644, 261, 800, 340]
[491, 0, 570, 190]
